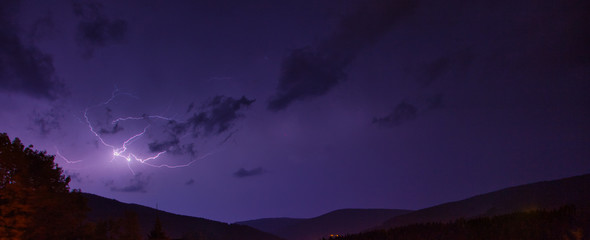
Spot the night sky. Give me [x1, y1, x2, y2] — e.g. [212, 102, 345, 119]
[1, 0, 589, 223]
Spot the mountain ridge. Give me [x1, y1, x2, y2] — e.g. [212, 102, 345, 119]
[237, 208, 412, 240]
[83, 173, 590, 239]
[378, 173, 590, 230]
[83, 193, 284, 240]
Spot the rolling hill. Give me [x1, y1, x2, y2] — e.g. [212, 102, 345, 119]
[82, 193, 283, 240]
[82, 173, 590, 239]
[378, 173, 590, 230]
[237, 208, 412, 240]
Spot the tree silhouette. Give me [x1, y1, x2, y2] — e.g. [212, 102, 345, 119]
[119, 210, 142, 240]
[329, 205, 589, 240]
[91, 210, 142, 240]
[147, 216, 170, 240]
[93, 218, 121, 240]
[0, 133, 88, 239]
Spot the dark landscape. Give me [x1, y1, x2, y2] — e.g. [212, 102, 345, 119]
[81, 173, 590, 239]
[83, 193, 281, 240]
[236, 208, 412, 240]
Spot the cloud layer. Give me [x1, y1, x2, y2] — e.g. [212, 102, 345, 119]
[148, 95, 255, 155]
[30, 108, 62, 136]
[0, 1, 63, 99]
[268, 0, 417, 111]
[372, 93, 444, 127]
[108, 173, 150, 193]
[234, 167, 265, 178]
[373, 101, 418, 127]
[72, 1, 127, 58]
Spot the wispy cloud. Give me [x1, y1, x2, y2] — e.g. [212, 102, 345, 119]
[0, 1, 64, 99]
[373, 101, 417, 127]
[108, 173, 150, 193]
[268, 0, 417, 111]
[234, 167, 265, 178]
[72, 1, 127, 58]
[373, 93, 444, 127]
[185, 179, 195, 185]
[148, 96, 254, 155]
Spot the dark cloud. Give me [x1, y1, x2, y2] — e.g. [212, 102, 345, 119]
[219, 129, 238, 146]
[234, 167, 265, 178]
[421, 57, 450, 86]
[109, 173, 150, 193]
[29, 108, 62, 136]
[0, 2, 63, 99]
[185, 179, 194, 185]
[148, 95, 254, 155]
[426, 93, 444, 110]
[65, 170, 83, 183]
[373, 93, 444, 127]
[413, 49, 474, 87]
[72, 1, 127, 58]
[199, 96, 256, 135]
[28, 14, 54, 42]
[267, 48, 346, 111]
[148, 138, 179, 152]
[93, 107, 123, 134]
[148, 138, 195, 156]
[169, 96, 254, 136]
[373, 101, 417, 127]
[186, 103, 194, 113]
[268, 0, 417, 111]
[99, 122, 123, 135]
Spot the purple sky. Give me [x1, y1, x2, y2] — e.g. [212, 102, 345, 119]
[1, 0, 589, 223]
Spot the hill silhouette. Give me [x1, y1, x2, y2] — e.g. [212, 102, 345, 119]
[237, 208, 411, 240]
[82, 173, 590, 239]
[335, 206, 589, 240]
[83, 193, 283, 240]
[378, 173, 590, 230]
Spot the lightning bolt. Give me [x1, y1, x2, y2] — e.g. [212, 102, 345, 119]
[81, 88, 207, 174]
[111, 115, 172, 124]
[55, 147, 83, 164]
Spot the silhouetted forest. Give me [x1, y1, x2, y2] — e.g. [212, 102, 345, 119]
[325, 206, 589, 240]
[0, 133, 171, 240]
[0, 133, 88, 239]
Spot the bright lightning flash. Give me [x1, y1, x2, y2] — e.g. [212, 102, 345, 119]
[80, 88, 205, 174]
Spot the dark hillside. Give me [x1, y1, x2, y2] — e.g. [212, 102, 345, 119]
[238, 209, 411, 240]
[334, 206, 590, 240]
[380, 173, 590, 229]
[83, 193, 283, 240]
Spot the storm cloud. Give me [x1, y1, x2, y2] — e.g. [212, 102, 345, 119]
[99, 122, 123, 135]
[373, 93, 444, 127]
[109, 173, 150, 193]
[148, 96, 254, 154]
[0, 1, 63, 99]
[373, 101, 418, 127]
[28, 14, 54, 42]
[185, 179, 195, 185]
[426, 93, 444, 110]
[30, 108, 62, 136]
[234, 167, 265, 178]
[72, 1, 127, 58]
[413, 50, 474, 87]
[148, 138, 195, 156]
[169, 95, 255, 137]
[268, 0, 417, 111]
